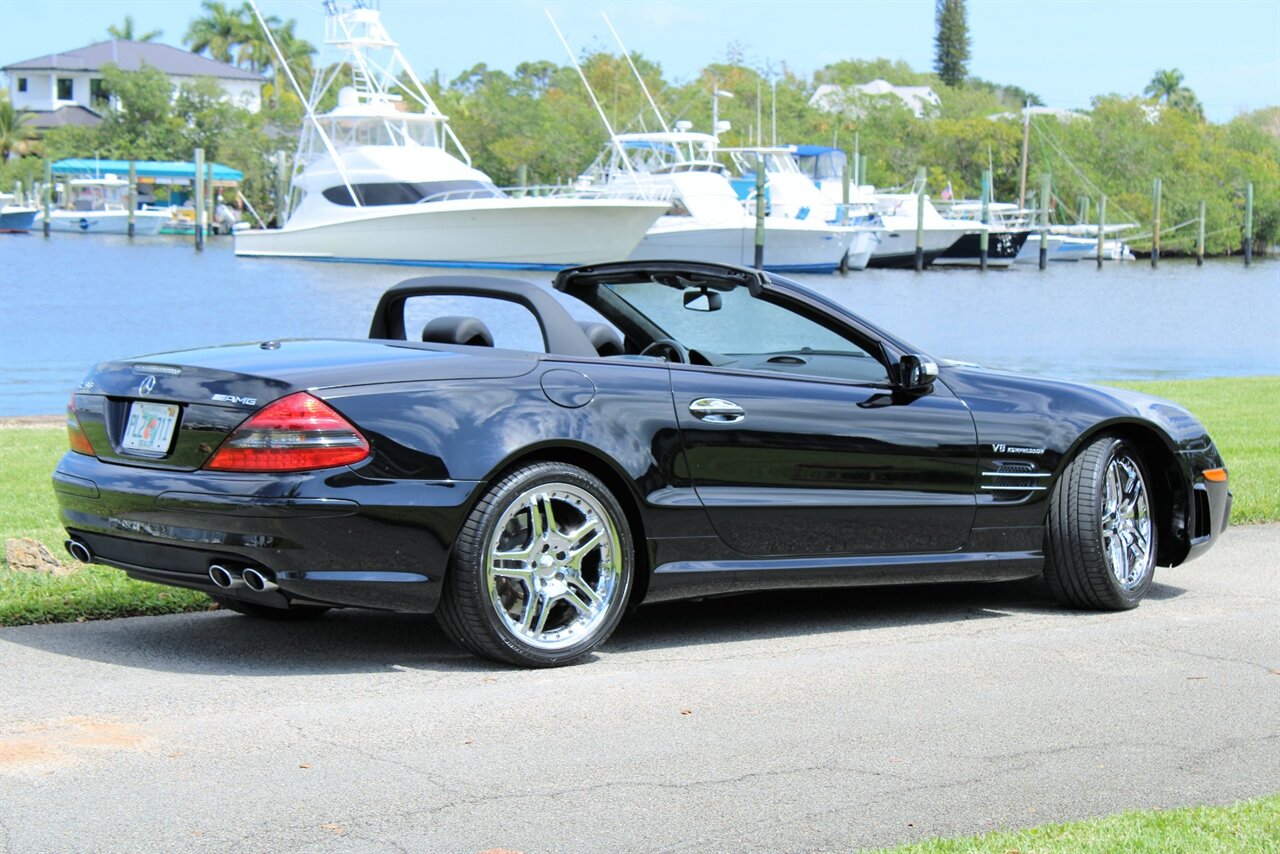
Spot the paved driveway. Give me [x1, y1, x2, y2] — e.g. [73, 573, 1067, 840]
[2, 524, 1277, 853]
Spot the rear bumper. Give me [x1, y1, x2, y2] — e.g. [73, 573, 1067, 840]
[53, 451, 483, 613]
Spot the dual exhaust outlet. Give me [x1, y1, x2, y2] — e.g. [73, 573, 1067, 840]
[64, 539, 278, 594]
[209, 564, 279, 593]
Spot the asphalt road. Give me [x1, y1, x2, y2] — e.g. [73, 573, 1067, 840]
[2, 525, 1277, 853]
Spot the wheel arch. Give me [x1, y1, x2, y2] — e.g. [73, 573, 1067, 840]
[477, 442, 654, 607]
[1060, 419, 1191, 567]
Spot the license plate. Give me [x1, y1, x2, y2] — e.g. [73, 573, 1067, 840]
[121, 402, 179, 454]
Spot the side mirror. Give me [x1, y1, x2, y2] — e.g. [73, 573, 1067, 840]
[898, 354, 938, 392]
[683, 290, 722, 312]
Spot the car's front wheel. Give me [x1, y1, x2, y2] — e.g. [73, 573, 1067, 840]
[436, 462, 634, 667]
[1044, 435, 1157, 610]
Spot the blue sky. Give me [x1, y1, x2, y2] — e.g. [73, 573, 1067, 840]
[2, 0, 1277, 123]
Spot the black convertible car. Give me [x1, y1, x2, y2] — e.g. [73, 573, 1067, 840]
[54, 261, 1230, 666]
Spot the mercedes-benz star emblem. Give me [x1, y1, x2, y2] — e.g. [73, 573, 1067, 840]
[139, 375, 157, 396]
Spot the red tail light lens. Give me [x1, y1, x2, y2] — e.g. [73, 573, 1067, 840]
[204, 392, 370, 472]
[67, 393, 95, 455]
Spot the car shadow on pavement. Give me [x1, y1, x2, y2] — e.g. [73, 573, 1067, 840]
[607, 576, 1187, 654]
[1, 578, 1187, 674]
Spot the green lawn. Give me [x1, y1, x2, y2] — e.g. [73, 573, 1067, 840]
[877, 793, 1279, 853]
[1107, 376, 1280, 524]
[0, 426, 209, 625]
[1, 376, 1276, 627]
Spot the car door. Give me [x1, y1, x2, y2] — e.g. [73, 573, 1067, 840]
[671, 365, 978, 557]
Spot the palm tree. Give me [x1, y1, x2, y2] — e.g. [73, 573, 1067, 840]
[184, 0, 245, 65]
[107, 15, 163, 42]
[0, 96, 39, 160]
[1143, 68, 1203, 119]
[1143, 69, 1185, 102]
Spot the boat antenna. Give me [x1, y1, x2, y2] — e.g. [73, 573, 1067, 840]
[545, 10, 644, 190]
[248, 0, 361, 209]
[600, 12, 669, 134]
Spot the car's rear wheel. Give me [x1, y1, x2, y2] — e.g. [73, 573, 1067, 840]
[1044, 435, 1157, 610]
[210, 595, 330, 621]
[436, 462, 633, 667]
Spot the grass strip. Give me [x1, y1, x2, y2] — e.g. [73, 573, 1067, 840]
[1, 376, 1276, 627]
[876, 793, 1279, 853]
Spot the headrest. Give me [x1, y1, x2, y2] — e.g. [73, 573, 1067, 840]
[577, 320, 624, 357]
[422, 315, 495, 347]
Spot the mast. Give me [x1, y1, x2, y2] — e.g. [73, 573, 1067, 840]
[601, 13, 669, 134]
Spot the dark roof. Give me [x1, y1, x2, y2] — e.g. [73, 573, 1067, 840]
[25, 105, 104, 130]
[3, 40, 262, 82]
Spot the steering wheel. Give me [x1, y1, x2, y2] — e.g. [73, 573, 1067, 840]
[639, 338, 690, 364]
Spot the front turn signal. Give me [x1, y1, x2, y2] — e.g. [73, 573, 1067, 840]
[1202, 468, 1228, 482]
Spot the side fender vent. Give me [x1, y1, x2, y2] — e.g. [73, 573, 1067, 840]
[981, 462, 1050, 501]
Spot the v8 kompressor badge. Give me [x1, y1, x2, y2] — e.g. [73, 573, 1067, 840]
[991, 443, 1045, 455]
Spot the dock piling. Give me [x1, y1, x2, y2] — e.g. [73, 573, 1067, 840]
[194, 147, 205, 252]
[1197, 200, 1206, 267]
[1096, 195, 1107, 268]
[914, 167, 926, 272]
[1039, 173, 1051, 270]
[1151, 177, 1162, 269]
[42, 159, 51, 238]
[979, 169, 990, 272]
[206, 161, 215, 238]
[1244, 182, 1254, 266]
[753, 155, 766, 270]
[127, 161, 137, 238]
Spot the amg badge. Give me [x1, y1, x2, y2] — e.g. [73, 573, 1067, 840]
[211, 394, 258, 406]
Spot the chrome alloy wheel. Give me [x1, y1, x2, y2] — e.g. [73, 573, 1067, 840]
[484, 482, 623, 651]
[1100, 453, 1153, 590]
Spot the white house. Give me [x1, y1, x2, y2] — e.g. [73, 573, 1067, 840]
[3, 40, 263, 129]
[810, 79, 942, 120]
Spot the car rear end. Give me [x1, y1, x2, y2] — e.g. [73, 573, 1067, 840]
[54, 344, 484, 615]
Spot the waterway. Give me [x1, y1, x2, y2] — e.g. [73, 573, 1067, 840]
[1, 232, 1277, 416]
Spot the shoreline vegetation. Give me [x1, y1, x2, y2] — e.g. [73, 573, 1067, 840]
[2, 375, 1276, 628]
[2, 47, 1277, 255]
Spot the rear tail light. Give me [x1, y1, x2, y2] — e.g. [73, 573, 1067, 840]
[204, 392, 370, 472]
[67, 393, 95, 455]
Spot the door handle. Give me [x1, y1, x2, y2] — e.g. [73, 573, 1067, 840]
[689, 398, 745, 423]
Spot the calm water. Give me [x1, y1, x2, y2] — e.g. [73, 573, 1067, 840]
[1, 232, 1277, 416]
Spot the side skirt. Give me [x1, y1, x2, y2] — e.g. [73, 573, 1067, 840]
[644, 549, 1044, 603]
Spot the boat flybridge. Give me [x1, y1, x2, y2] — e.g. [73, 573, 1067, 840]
[720, 146, 882, 270]
[234, 4, 665, 267]
[576, 129, 857, 273]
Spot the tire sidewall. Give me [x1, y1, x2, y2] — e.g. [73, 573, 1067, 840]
[456, 463, 634, 666]
[1094, 438, 1157, 606]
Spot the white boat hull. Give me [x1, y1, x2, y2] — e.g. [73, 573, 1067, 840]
[629, 218, 854, 273]
[43, 210, 169, 235]
[844, 229, 880, 271]
[235, 198, 666, 268]
[867, 226, 970, 268]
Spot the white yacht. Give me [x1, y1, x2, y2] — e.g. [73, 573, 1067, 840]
[234, 5, 665, 268]
[864, 193, 979, 268]
[40, 175, 169, 235]
[720, 147, 881, 270]
[578, 131, 855, 273]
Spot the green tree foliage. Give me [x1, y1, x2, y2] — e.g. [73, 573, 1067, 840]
[933, 0, 970, 87]
[183, 0, 314, 109]
[0, 94, 39, 160]
[107, 15, 162, 42]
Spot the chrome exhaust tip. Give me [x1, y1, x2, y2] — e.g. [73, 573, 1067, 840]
[242, 568, 279, 593]
[65, 539, 93, 564]
[208, 565, 244, 590]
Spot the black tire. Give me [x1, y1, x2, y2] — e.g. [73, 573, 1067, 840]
[436, 462, 634, 667]
[1044, 435, 1158, 610]
[210, 595, 331, 621]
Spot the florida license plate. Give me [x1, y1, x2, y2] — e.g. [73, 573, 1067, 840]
[121, 402, 179, 454]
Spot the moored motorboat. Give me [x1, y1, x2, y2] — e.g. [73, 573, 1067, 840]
[577, 131, 855, 272]
[0, 192, 38, 233]
[38, 176, 169, 235]
[234, 4, 665, 268]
